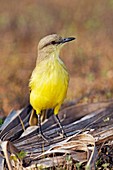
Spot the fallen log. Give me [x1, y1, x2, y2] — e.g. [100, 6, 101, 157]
[0, 100, 113, 169]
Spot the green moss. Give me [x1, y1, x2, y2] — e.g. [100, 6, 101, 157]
[0, 118, 3, 125]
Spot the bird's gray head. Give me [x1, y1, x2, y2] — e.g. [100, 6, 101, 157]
[38, 34, 75, 50]
[37, 34, 75, 62]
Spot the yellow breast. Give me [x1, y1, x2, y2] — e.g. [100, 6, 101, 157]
[29, 57, 69, 114]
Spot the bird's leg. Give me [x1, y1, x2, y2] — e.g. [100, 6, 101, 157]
[37, 114, 48, 142]
[54, 114, 67, 138]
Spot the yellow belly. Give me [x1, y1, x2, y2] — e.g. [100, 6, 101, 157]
[29, 58, 69, 114]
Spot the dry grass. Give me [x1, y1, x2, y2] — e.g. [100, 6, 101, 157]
[0, 0, 113, 115]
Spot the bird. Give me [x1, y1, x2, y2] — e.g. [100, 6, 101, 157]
[29, 34, 75, 140]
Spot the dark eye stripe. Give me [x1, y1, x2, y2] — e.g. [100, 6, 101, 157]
[51, 41, 56, 45]
[42, 41, 57, 48]
[41, 39, 61, 49]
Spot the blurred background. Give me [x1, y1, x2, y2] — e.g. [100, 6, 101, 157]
[0, 0, 113, 116]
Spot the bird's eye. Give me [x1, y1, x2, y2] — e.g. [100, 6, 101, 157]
[51, 41, 56, 45]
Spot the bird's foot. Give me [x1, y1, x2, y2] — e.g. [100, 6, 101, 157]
[59, 128, 67, 138]
[37, 114, 50, 142]
[38, 133, 49, 142]
[54, 114, 67, 138]
[37, 128, 50, 143]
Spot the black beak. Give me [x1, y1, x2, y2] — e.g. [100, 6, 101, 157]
[62, 37, 76, 44]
